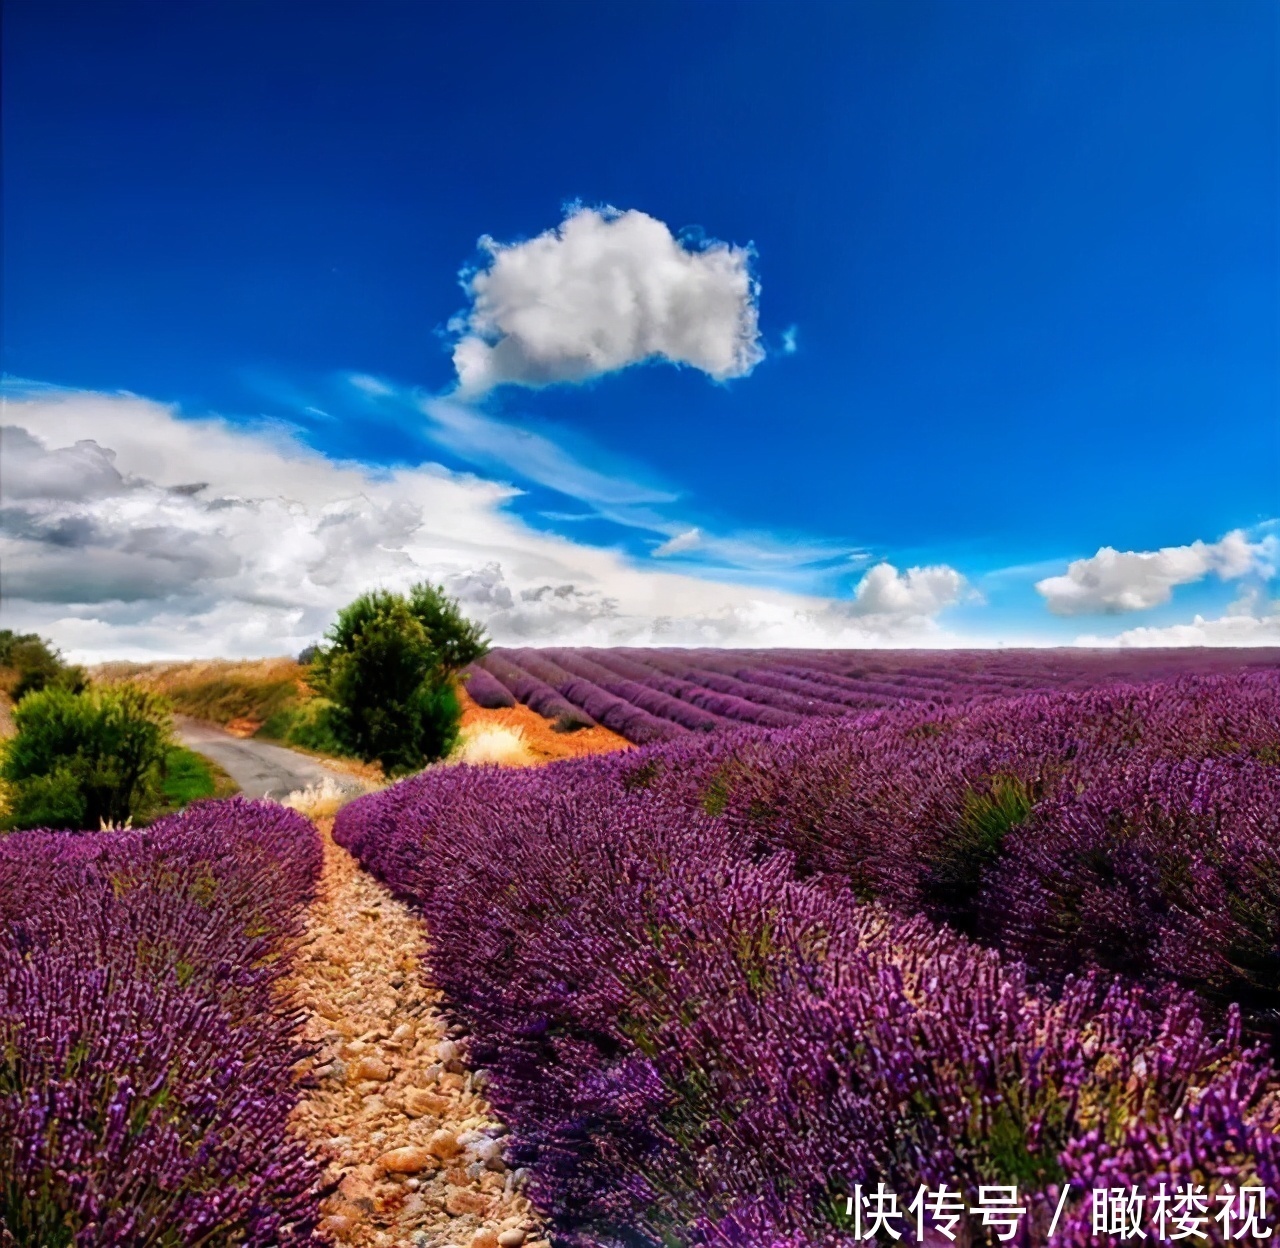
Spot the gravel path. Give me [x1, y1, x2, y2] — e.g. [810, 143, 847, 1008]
[174, 716, 366, 800]
[288, 821, 545, 1248]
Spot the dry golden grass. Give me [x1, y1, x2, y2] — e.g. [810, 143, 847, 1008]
[452, 722, 539, 767]
[279, 776, 368, 820]
[92, 657, 309, 731]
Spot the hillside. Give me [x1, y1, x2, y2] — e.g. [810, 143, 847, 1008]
[92, 657, 310, 735]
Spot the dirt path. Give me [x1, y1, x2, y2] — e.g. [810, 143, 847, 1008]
[175, 716, 367, 800]
[288, 821, 546, 1248]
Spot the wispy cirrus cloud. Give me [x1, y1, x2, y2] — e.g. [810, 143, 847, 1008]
[343, 374, 868, 588]
[420, 393, 677, 509]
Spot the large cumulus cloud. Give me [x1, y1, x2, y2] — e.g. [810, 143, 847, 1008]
[450, 206, 763, 393]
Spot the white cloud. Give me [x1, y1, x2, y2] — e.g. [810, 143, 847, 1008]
[1, 388, 970, 660]
[653, 527, 703, 557]
[1075, 589, 1280, 647]
[1035, 530, 1275, 616]
[348, 373, 395, 397]
[421, 394, 677, 509]
[396, 383, 862, 582]
[846, 562, 971, 620]
[450, 205, 763, 394]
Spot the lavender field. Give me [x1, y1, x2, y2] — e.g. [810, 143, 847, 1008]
[339, 668, 1280, 1247]
[6, 661, 1280, 1246]
[464, 647, 1280, 743]
[0, 799, 325, 1245]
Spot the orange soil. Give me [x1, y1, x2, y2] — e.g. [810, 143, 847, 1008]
[456, 686, 632, 763]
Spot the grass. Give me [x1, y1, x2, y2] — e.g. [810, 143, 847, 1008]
[156, 746, 239, 814]
[93, 658, 307, 728]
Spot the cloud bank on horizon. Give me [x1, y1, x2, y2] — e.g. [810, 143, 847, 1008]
[5, 383, 1277, 662]
[2, 202, 1276, 659]
[1, 387, 979, 661]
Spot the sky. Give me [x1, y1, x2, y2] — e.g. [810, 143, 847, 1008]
[1, 0, 1278, 659]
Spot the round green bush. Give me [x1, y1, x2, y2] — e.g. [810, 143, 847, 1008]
[1, 684, 171, 830]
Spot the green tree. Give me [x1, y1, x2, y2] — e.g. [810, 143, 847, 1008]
[1, 684, 172, 830]
[0, 630, 88, 701]
[407, 582, 489, 672]
[310, 583, 487, 774]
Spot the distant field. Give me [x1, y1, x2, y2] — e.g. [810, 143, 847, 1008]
[465, 646, 1280, 743]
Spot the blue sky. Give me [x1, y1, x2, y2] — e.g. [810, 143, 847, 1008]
[2, 0, 1277, 656]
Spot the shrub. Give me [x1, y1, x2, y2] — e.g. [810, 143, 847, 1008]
[311, 583, 482, 773]
[258, 695, 346, 755]
[0, 684, 171, 830]
[407, 581, 489, 672]
[0, 629, 87, 702]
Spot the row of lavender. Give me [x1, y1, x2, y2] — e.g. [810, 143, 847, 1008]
[0, 799, 325, 1246]
[464, 646, 1280, 743]
[675, 672, 1280, 1028]
[336, 671, 1280, 1247]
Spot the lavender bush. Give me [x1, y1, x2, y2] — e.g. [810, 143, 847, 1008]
[463, 663, 517, 709]
[0, 798, 324, 1246]
[337, 671, 1280, 1247]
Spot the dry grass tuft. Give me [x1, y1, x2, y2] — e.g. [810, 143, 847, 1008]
[455, 685, 631, 763]
[453, 722, 539, 768]
[279, 776, 367, 820]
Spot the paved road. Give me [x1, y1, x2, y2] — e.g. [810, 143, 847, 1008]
[175, 717, 366, 801]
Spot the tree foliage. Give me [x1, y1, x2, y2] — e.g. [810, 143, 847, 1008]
[406, 582, 489, 673]
[309, 582, 487, 774]
[0, 629, 88, 702]
[1, 684, 173, 830]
